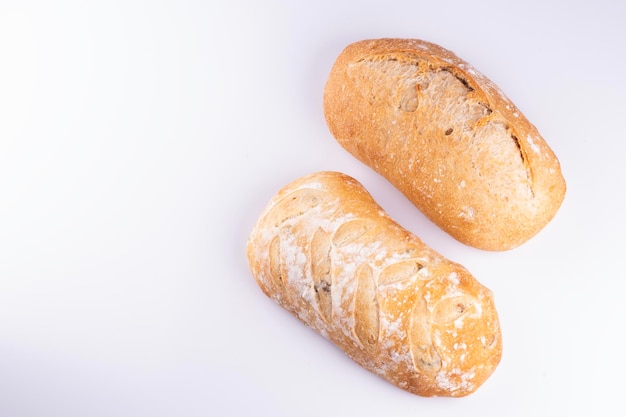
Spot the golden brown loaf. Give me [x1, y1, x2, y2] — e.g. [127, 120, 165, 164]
[247, 171, 502, 397]
[323, 38, 566, 251]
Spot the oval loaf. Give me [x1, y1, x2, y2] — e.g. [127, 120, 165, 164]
[323, 38, 566, 250]
[246, 171, 502, 397]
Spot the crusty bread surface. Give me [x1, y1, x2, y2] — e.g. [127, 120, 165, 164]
[247, 171, 502, 397]
[323, 38, 566, 251]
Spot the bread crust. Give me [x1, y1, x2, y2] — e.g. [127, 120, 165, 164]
[247, 171, 502, 397]
[323, 38, 566, 250]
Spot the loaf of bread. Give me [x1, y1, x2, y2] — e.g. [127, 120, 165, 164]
[247, 171, 502, 397]
[323, 38, 566, 251]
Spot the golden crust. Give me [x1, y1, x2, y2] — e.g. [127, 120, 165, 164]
[323, 38, 566, 250]
[247, 171, 502, 397]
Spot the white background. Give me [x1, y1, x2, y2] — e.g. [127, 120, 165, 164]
[1, 0, 624, 416]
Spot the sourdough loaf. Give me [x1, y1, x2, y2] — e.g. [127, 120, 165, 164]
[323, 38, 566, 250]
[247, 171, 502, 397]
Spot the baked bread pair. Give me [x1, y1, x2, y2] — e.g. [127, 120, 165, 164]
[247, 39, 565, 397]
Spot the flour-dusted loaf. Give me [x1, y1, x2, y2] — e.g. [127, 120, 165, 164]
[247, 171, 502, 397]
[324, 38, 566, 251]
